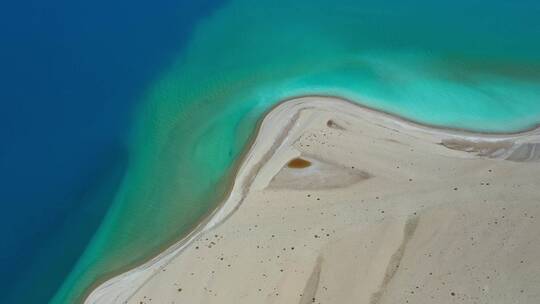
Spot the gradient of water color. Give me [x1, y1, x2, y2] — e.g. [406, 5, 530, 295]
[0, 1, 225, 303]
[52, 1, 540, 303]
[4, 1, 539, 303]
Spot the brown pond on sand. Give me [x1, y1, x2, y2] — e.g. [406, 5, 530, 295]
[287, 158, 312, 168]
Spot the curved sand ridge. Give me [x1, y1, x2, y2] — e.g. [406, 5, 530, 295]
[86, 96, 540, 304]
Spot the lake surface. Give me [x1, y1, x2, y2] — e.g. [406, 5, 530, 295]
[0, 1, 225, 303]
[2, 1, 539, 303]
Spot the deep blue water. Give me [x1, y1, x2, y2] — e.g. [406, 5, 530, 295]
[0, 1, 225, 303]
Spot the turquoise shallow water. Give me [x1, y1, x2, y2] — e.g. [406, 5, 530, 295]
[53, 0, 540, 302]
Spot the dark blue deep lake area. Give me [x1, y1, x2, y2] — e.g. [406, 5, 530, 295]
[0, 1, 224, 302]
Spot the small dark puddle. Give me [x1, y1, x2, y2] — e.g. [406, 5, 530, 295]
[287, 158, 312, 168]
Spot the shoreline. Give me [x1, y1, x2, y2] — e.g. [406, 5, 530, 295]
[282, 94, 540, 137]
[84, 95, 540, 304]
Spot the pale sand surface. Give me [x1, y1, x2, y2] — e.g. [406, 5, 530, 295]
[87, 96, 540, 304]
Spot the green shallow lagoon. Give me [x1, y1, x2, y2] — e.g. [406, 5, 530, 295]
[52, 0, 540, 302]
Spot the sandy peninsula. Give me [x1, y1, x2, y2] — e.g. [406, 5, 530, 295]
[86, 96, 540, 304]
